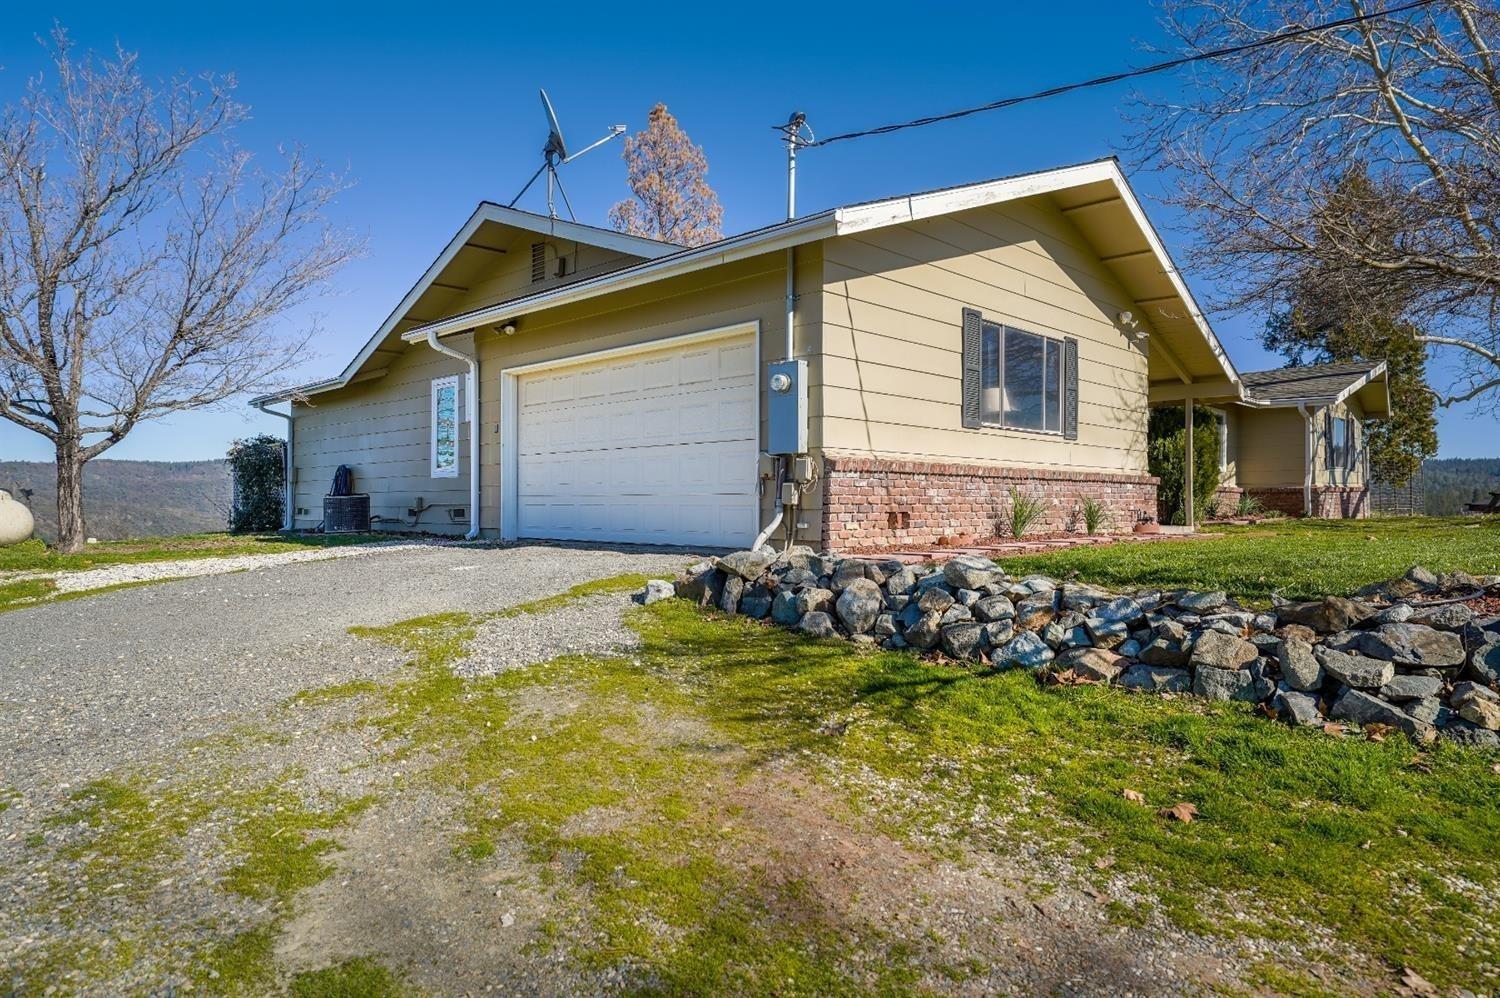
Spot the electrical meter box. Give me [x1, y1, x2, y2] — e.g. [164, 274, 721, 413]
[766, 359, 807, 455]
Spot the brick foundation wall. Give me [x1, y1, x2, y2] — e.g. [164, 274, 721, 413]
[820, 454, 1159, 551]
[1244, 486, 1370, 519]
[1209, 486, 1244, 516]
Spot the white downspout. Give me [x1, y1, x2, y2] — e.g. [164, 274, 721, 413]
[425, 330, 482, 540]
[1296, 403, 1314, 518]
[253, 400, 296, 532]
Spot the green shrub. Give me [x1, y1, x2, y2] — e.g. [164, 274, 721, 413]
[226, 435, 285, 534]
[1004, 488, 1046, 538]
[1235, 493, 1268, 518]
[1079, 496, 1108, 535]
[1147, 405, 1222, 526]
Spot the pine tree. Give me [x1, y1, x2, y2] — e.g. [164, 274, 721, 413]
[609, 104, 723, 247]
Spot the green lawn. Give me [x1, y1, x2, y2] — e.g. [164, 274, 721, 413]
[1002, 516, 1500, 603]
[0, 532, 389, 575]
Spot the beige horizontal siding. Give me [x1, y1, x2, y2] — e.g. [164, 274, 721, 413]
[817, 196, 1150, 475]
[1234, 406, 1306, 489]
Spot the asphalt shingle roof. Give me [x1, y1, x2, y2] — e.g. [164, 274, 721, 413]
[1239, 360, 1383, 403]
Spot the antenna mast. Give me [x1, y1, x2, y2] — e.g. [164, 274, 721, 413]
[509, 90, 626, 220]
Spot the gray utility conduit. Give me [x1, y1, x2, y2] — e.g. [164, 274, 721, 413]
[252, 400, 296, 532]
[425, 330, 483, 540]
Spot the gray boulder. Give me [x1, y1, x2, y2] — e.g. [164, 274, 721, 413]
[1315, 647, 1396, 689]
[674, 566, 724, 607]
[1273, 686, 1323, 726]
[972, 595, 1016, 623]
[1409, 602, 1475, 631]
[1278, 595, 1376, 634]
[884, 566, 920, 596]
[1084, 618, 1129, 649]
[1057, 646, 1126, 683]
[1015, 592, 1058, 630]
[1451, 681, 1499, 709]
[982, 621, 1015, 648]
[1469, 640, 1500, 685]
[1348, 622, 1466, 668]
[1330, 688, 1434, 740]
[719, 575, 744, 615]
[940, 622, 986, 660]
[1118, 664, 1192, 693]
[1379, 674, 1444, 702]
[905, 611, 944, 650]
[794, 588, 836, 617]
[1140, 636, 1191, 669]
[1439, 719, 1500, 749]
[835, 579, 884, 634]
[1276, 638, 1324, 692]
[1091, 596, 1143, 626]
[1194, 666, 1258, 702]
[1177, 590, 1228, 612]
[637, 579, 676, 605]
[1404, 697, 1451, 726]
[740, 594, 773, 619]
[917, 587, 956, 614]
[873, 612, 898, 639]
[771, 590, 800, 626]
[943, 555, 1000, 590]
[992, 631, 1054, 670]
[779, 567, 819, 589]
[1458, 697, 1500, 730]
[831, 559, 871, 591]
[797, 612, 839, 639]
[1191, 630, 1259, 671]
[940, 604, 974, 626]
[1117, 638, 1143, 658]
[718, 548, 777, 581]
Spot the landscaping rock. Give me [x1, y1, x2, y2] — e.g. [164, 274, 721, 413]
[719, 575, 744, 615]
[992, 631, 1054, 670]
[972, 595, 1016, 623]
[1089, 596, 1142, 625]
[719, 548, 777, 581]
[740, 594, 773, 619]
[1330, 688, 1434, 740]
[1190, 630, 1258, 671]
[1315, 647, 1395, 689]
[1177, 590, 1228, 612]
[1450, 681, 1499, 709]
[1278, 595, 1376, 634]
[1458, 697, 1500, 730]
[917, 587, 956, 614]
[674, 566, 724, 607]
[771, 590, 800, 626]
[982, 621, 1015, 648]
[873, 612, 898, 639]
[831, 559, 871, 591]
[1057, 646, 1126, 683]
[943, 555, 1000, 590]
[1118, 664, 1192, 693]
[780, 567, 819, 589]
[794, 588, 836, 617]
[1404, 697, 1450, 726]
[1440, 719, 1500, 749]
[1014, 592, 1057, 631]
[1193, 666, 1256, 701]
[1117, 638, 1142, 658]
[1347, 622, 1466, 668]
[1408, 602, 1475, 631]
[1274, 686, 1323, 726]
[1374, 602, 1414, 624]
[906, 611, 944, 651]
[1083, 618, 1129, 650]
[884, 566, 920, 596]
[1276, 622, 1318, 645]
[1469, 640, 1500, 685]
[1379, 674, 1445, 702]
[835, 579, 884, 634]
[1276, 638, 1324, 692]
[1140, 636, 1191, 669]
[940, 622, 986, 661]
[637, 579, 675, 605]
[798, 612, 839, 639]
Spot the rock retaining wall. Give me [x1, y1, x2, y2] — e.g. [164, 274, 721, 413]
[652, 551, 1500, 749]
[820, 454, 1159, 551]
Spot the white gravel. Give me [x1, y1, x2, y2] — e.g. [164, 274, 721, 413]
[456, 593, 646, 677]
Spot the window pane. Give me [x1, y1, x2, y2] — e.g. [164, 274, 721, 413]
[1044, 338, 1062, 433]
[1003, 328, 1045, 430]
[981, 323, 1001, 424]
[435, 382, 457, 472]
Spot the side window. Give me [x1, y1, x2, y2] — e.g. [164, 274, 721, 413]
[432, 375, 460, 478]
[965, 314, 1074, 436]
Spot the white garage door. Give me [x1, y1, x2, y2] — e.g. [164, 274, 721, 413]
[516, 333, 759, 548]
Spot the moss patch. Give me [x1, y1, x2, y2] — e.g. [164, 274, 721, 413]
[289, 956, 405, 997]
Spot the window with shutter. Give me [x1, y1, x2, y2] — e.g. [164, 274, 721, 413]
[959, 308, 1079, 438]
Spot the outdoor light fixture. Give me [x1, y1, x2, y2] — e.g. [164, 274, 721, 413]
[500, 322, 517, 336]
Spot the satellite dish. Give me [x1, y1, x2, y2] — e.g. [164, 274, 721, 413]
[540, 89, 568, 161]
[510, 89, 626, 220]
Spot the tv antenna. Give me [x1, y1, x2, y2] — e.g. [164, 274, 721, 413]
[508, 89, 626, 220]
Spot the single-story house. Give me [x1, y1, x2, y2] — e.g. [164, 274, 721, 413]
[250, 158, 1390, 551]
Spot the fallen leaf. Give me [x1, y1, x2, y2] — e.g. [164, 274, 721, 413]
[1322, 722, 1347, 737]
[1158, 802, 1199, 823]
[1122, 789, 1146, 804]
[1408, 754, 1433, 774]
[1255, 702, 1278, 719]
[1400, 966, 1437, 995]
[1365, 722, 1394, 743]
[1083, 885, 1107, 901]
[1093, 855, 1116, 870]
[1491, 762, 1500, 775]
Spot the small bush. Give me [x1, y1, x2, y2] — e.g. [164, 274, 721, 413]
[227, 435, 285, 534]
[1004, 488, 1047, 538]
[1235, 493, 1268, 518]
[1079, 496, 1109, 535]
[1148, 405, 1223, 525]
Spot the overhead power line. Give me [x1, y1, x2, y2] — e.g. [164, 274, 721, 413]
[800, 0, 1439, 149]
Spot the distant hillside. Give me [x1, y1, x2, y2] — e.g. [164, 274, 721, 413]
[1423, 457, 1500, 515]
[0, 460, 230, 543]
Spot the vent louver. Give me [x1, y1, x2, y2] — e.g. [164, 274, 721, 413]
[530, 243, 546, 282]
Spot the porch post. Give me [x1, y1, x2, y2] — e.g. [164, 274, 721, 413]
[1184, 397, 1194, 528]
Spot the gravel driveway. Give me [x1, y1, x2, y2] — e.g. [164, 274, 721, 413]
[0, 543, 691, 789]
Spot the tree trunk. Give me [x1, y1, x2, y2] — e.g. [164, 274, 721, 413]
[54, 439, 87, 554]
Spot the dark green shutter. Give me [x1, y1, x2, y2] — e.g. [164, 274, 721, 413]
[961, 308, 983, 429]
[1063, 337, 1079, 440]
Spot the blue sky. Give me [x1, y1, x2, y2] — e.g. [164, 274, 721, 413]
[1, 0, 1492, 462]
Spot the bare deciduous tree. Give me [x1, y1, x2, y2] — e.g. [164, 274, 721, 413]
[1132, 0, 1500, 413]
[609, 103, 723, 247]
[0, 32, 356, 551]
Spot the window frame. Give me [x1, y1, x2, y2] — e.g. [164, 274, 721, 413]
[1326, 413, 1354, 472]
[431, 375, 461, 479]
[978, 320, 1067, 436]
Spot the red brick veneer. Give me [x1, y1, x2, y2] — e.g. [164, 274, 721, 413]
[1244, 486, 1370, 519]
[820, 454, 1159, 551]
